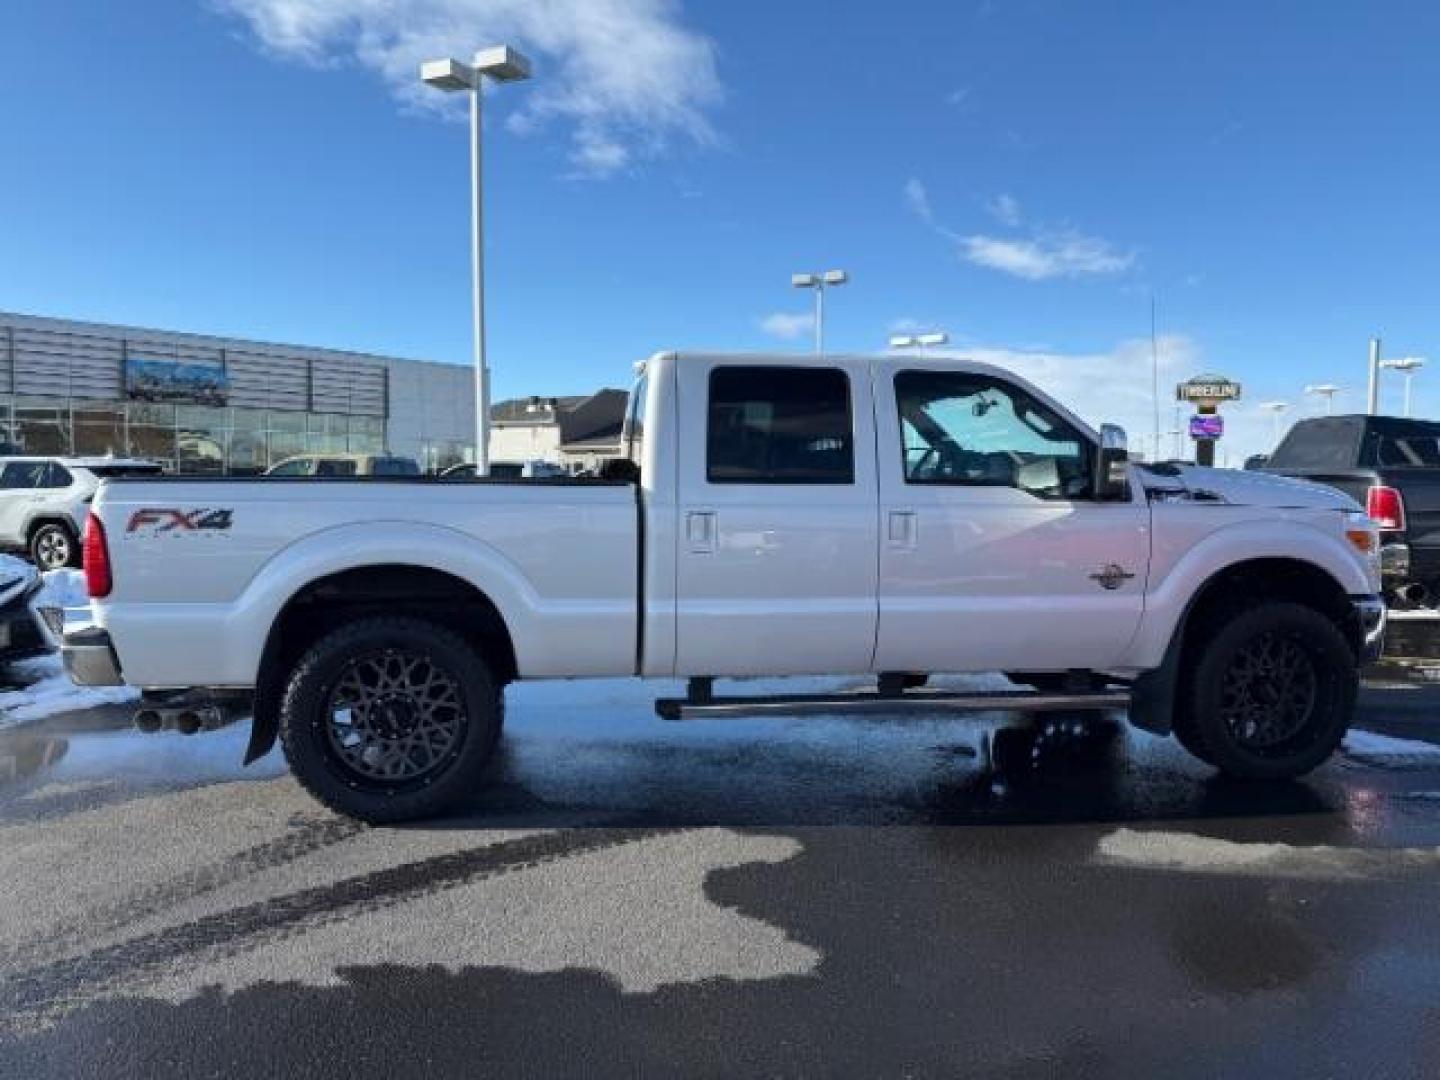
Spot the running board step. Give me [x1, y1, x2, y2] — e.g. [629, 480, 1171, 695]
[654, 688, 1131, 721]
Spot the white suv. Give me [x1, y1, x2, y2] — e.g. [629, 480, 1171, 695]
[0, 457, 163, 570]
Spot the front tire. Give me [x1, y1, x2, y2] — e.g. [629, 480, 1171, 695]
[279, 616, 503, 823]
[1181, 602, 1355, 780]
[30, 522, 79, 571]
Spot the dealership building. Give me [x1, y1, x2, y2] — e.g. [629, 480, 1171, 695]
[0, 311, 624, 474]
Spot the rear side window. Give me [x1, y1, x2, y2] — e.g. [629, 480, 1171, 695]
[707, 367, 853, 484]
[38, 462, 72, 488]
[1376, 434, 1440, 467]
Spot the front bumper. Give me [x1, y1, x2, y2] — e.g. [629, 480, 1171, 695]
[1352, 594, 1387, 664]
[61, 626, 125, 686]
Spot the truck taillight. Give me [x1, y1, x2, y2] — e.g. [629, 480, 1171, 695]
[84, 514, 112, 598]
[1366, 485, 1406, 531]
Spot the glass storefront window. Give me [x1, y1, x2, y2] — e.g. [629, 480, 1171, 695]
[15, 398, 71, 456]
[74, 405, 126, 457]
[0, 395, 391, 475]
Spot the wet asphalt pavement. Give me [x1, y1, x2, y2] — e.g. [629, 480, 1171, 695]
[3, 676, 1440, 1078]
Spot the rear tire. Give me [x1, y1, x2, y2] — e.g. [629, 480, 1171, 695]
[279, 616, 503, 823]
[1181, 602, 1355, 781]
[30, 522, 79, 571]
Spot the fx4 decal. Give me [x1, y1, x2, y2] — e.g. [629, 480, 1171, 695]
[126, 508, 235, 534]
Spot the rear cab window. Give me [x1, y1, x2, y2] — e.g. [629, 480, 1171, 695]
[706, 366, 854, 484]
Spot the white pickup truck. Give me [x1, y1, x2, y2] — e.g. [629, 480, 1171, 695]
[63, 352, 1386, 822]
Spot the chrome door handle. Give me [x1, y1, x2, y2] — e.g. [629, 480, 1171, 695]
[888, 510, 917, 548]
[686, 511, 717, 553]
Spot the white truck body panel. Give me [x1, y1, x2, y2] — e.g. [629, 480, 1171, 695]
[82, 352, 1380, 693]
[97, 483, 637, 686]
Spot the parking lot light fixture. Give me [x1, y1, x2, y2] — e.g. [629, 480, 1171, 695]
[1380, 357, 1426, 418]
[421, 45, 533, 475]
[1258, 401, 1290, 445]
[889, 331, 950, 358]
[791, 270, 849, 355]
[1305, 384, 1342, 416]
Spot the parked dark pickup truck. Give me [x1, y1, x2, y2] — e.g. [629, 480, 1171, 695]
[1264, 414, 1440, 607]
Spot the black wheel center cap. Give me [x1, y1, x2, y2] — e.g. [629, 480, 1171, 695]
[371, 696, 418, 739]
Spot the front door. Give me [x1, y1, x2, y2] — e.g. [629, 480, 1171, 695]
[673, 358, 879, 677]
[873, 366, 1151, 673]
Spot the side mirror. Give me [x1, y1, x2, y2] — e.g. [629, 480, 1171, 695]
[1096, 423, 1130, 500]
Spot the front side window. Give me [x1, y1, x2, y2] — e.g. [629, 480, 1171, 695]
[895, 371, 1093, 500]
[707, 366, 853, 484]
[315, 459, 358, 477]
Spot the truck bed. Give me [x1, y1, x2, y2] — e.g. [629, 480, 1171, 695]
[91, 476, 641, 686]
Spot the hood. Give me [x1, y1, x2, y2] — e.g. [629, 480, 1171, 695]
[1137, 463, 1361, 512]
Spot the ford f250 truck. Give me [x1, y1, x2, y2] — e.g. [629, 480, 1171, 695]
[62, 352, 1386, 822]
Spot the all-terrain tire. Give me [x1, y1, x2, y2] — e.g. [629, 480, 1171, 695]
[1181, 601, 1355, 781]
[279, 616, 503, 823]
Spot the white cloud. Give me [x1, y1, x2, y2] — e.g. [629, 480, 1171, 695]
[758, 311, 816, 341]
[903, 177, 934, 224]
[986, 192, 1021, 227]
[217, 0, 722, 177]
[904, 181, 1132, 282]
[945, 86, 971, 108]
[958, 231, 1134, 280]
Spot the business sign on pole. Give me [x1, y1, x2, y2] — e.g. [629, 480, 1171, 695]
[1176, 374, 1242, 404]
[125, 357, 230, 406]
[1189, 414, 1224, 439]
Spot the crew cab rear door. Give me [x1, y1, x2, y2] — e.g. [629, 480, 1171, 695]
[873, 365, 1150, 673]
[672, 357, 879, 676]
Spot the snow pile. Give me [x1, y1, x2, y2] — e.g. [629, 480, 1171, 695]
[1343, 728, 1440, 767]
[0, 554, 38, 605]
[0, 657, 138, 729]
[0, 566, 137, 731]
[33, 568, 90, 612]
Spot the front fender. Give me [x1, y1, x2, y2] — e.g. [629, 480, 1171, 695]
[1128, 516, 1372, 671]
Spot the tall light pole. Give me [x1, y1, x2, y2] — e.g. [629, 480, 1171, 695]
[1380, 357, 1426, 417]
[1305, 383, 1341, 416]
[1258, 401, 1289, 445]
[888, 331, 949, 358]
[791, 270, 848, 355]
[422, 46, 532, 475]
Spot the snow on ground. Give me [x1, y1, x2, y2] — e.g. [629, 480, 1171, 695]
[32, 567, 90, 610]
[1343, 728, 1440, 766]
[0, 568, 139, 731]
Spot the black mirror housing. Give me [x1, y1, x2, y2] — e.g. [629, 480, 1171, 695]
[1096, 423, 1130, 500]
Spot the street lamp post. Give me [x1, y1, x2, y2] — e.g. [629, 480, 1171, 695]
[1305, 383, 1341, 416]
[791, 270, 848, 355]
[1258, 401, 1290, 445]
[1380, 357, 1426, 417]
[421, 46, 532, 475]
[888, 331, 949, 358]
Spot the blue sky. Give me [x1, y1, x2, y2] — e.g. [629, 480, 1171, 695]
[3, 0, 1440, 460]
